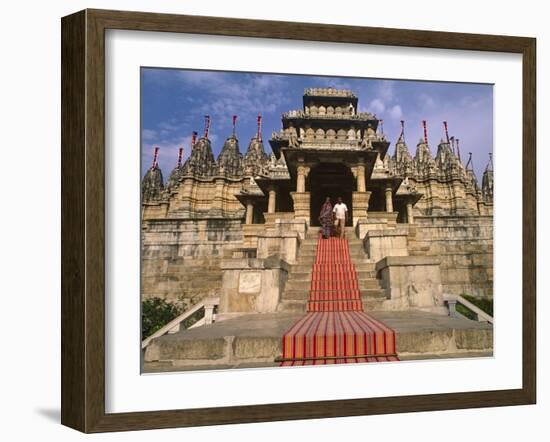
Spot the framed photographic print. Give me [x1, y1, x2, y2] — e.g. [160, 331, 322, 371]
[61, 9, 536, 433]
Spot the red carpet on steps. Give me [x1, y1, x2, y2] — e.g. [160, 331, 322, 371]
[279, 236, 399, 366]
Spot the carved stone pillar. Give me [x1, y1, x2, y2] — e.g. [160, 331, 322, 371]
[296, 165, 310, 193]
[352, 191, 371, 227]
[290, 192, 311, 225]
[245, 200, 254, 225]
[268, 187, 277, 214]
[406, 202, 414, 224]
[385, 187, 394, 213]
[356, 164, 366, 192]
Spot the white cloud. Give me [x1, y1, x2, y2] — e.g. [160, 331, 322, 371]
[377, 81, 396, 101]
[459, 94, 491, 108]
[388, 105, 403, 119]
[324, 78, 352, 90]
[369, 98, 385, 114]
[418, 93, 436, 110]
[175, 71, 290, 129]
[142, 129, 157, 141]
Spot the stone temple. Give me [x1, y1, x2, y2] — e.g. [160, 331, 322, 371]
[141, 88, 494, 371]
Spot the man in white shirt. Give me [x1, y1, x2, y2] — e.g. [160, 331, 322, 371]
[332, 196, 348, 238]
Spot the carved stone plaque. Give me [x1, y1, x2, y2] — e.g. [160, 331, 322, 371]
[238, 271, 262, 294]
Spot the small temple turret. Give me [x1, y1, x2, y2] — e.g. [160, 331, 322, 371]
[464, 152, 480, 195]
[435, 122, 458, 174]
[482, 153, 494, 202]
[217, 116, 243, 177]
[413, 121, 435, 176]
[243, 114, 269, 176]
[166, 146, 184, 192]
[394, 120, 413, 175]
[182, 118, 217, 177]
[141, 146, 165, 202]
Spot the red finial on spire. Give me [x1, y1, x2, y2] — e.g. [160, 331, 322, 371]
[422, 120, 428, 145]
[257, 114, 262, 142]
[204, 115, 211, 138]
[443, 121, 450, 144]
[191, 131, 197, 148]
[232, 115, 237, 137]
[456, 138, 462, 162]
[177, 147, 183, 168]
[152, 146, 159, 169]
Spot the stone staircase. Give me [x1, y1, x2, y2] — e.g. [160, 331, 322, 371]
[277, 227, 387, 313]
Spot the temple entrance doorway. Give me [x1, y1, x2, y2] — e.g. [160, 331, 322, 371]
[309, 163, 354, 227]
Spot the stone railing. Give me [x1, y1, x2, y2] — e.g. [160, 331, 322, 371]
[141, 297, 219, 349]
[282, 110, 375, 120]
[443, 293, 493, 324]
[304, 87, 356, 97]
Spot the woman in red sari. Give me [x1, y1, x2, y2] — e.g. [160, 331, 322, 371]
[318, 197, 333, 239]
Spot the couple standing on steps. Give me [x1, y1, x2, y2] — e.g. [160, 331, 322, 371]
[318, 196, 348, 239]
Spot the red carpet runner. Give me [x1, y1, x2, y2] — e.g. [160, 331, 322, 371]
[279, 236, 399, 366]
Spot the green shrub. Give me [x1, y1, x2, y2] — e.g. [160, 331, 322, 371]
[142, 297, 184, 340]
[456, 294, 493, 320]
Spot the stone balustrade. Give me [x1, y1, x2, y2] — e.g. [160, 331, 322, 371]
[283, 109, 376, 120]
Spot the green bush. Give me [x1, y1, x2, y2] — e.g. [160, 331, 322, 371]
[456, 294, 493, 320]
[141, 297, 184, 340]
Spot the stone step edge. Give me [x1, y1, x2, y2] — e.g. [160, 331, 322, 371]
[145, 328, 493, 367]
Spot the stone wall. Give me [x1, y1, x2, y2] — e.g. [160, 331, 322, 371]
[376, 256, 447, 314]
[411, 180, 480, 216]
[141, 218, 243, 305]
[407, 215, 493, 298]
[218, 256, 290, 319]
[142, 177, 246, 221]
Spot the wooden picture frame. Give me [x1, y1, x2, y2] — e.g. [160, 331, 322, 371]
[61, 8, 536, 433]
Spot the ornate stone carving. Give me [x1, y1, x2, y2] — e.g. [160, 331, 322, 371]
[141, 166, 164, 202]
[217, 135, 243, 177]
[243, 137, 269, 177]
[181, 137, 217, 177]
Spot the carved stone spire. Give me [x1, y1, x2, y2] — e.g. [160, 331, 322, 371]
[413, 136, 436, 178]
[391, 120, 412, 176]
[415, 121, 433, 166]
[217, 134, 243, 176]
[166, 147, 185, 192]
[182, 137, 217, 177]
[243, 136, 269, 176]
[141, 147, 165, 202]
[414, 137, 433, 163]
[392, 141, 411, 176]
[465, 152, 479, 191]
[394, 139, 413, 164]
[482, 153, 494, 202]
[435, 139, 455, 168]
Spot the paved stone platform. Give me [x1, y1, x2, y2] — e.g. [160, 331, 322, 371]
[143, 310, 493, 373]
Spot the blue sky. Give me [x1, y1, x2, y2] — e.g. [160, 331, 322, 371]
[141, 68, 493, 181]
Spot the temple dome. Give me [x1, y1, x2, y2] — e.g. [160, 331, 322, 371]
[243, 137, 269, 176]
[182, 137, 217, 177]
[166, 166, 183, 192]
[141, 166, 164, 202]
[217, 135, 243, 176]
